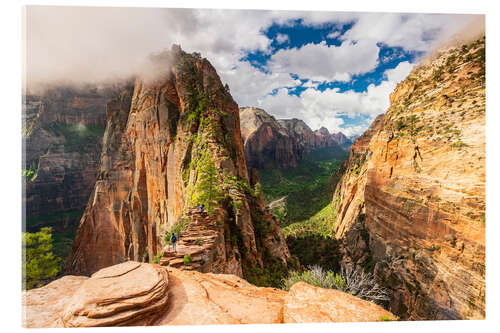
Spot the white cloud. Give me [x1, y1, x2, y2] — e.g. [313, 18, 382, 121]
[276, 33, 289, 44]
[266, 39, 380, 82]
[26, 7, 480, 136]
[256, 61, 415, 136]
[340, 13, 479, 52]
[327, 31, 341, 39]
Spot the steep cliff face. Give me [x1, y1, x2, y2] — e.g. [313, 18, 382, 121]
[65, 46, 290, 279]
[239, 108, 348, 169]
[23, 85, 123, 231]
[331, 36, 485, 320]
[278, 118, 348, 152]
[239, 107, 299, 169]
[332, 131, 352, 149]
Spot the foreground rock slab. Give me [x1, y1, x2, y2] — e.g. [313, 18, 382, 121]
[284, 282, 396, 323]
[22, 275, 89, 328]
[23, 262, 396, 327]
[153, 267, 286, 325]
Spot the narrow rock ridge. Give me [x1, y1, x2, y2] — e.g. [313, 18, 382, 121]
[64, 46, 290, 279]
[330, 36, 485, 320]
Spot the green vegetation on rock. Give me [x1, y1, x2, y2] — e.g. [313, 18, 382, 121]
[49, 123, 105, 153]
[22, 162, 37, 181]
[22, 227, 61, 289]
[183, 253, 193, 265]
[283, 265, 390, 305]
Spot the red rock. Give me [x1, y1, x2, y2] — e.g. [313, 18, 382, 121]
[283, 282, 396, 323]
[60, 262, 169, 327]
[22, 275, 88, 328]
[65, 46, 290, 278]
[331, 37, 485, 320]
[23, 262, 397, 327]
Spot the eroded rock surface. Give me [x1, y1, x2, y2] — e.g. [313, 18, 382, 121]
[239, 107, 349, 169]
[65, 46, 290, 279]
[330, 37, 486, 320]
[283, 282, 396, 323]
[60, 262, 169, 327]
[23, 262, 396, 327]
[24, 85, 124, 227]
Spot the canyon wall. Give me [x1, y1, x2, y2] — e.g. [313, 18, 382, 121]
[23, 85, 122, 230]
[331, 36, 485, 320]
[65, 46, 290, 279]
[240, 107, 349, 169]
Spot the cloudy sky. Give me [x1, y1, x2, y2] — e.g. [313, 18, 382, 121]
[26, 6, 480, 137]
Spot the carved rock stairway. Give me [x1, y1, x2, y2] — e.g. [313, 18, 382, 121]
[159, 209, 222, 271]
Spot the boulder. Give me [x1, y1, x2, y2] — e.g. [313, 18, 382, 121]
[60, 262, 169, 327]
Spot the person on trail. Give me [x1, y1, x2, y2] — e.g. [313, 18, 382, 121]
[170, 233, 178, 252]
[200, 203, 205, 213]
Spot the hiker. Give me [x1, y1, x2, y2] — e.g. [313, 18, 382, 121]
[170, 233, 178, 252]
[200, 203, 205, 213]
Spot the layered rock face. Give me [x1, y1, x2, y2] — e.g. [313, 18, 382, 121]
[331, 37, 485, 320]
[279, 118, 349, 152]
[23, 85, 123, 230]
[65, 46, 290, 279]
[239, 107, 300, 169]
[332, 131, 352, 149]
[239, 107, 349, 169]
[23, 261, 396, 327]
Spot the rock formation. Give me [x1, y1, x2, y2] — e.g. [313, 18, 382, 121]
[65, 46, 290, 282]
[239, 107, 299, 169]
[23, 261, 396, 327]
[331, 131, 352, 149]
[239, 107, 349, 169]
[23, 84, 123, 231]
[330, 36, 485, 320]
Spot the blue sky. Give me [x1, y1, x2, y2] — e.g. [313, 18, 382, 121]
[233, 19, 426, 135]
[27, 7, 480, 136]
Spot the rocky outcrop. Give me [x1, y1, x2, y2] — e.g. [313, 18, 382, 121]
[332, 131, 352, 149]
[330, 36, 485, 320]
[23, 84, 125, 231]
[65, 46, 290, 280]
[239, 107, 299, 169]
[283, 282, 394, 323]
[239, 107, 348, 169]
[23, 261, 396, 327]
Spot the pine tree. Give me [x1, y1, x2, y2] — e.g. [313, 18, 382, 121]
[194, 158, 222, 213]
[22, 227, 61, 289]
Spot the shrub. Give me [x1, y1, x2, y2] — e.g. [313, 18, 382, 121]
[282, 265, 390, 305]
[183, 253, 193, 265]
[22, 162, 37, 181]
[164, 217, 190, 244]
[195, 238, 203, 246]
[379, 314, 397, 321]
[22, 227, 61, 289]
[153, 253, 163, 264]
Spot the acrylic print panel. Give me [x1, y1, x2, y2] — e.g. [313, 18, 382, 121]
[22, 4, 485, 327]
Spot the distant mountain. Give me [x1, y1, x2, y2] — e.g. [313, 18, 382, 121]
[239, 107, 347, 169]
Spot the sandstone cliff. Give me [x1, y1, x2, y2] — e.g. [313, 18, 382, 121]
[23, 261, 396, 327]
[331, 36, 485, 320]
[23, 85, 123, 232]
[65, 46, 290, 282]
[239, 107, 299, 169]
[239, 107, 348, 169]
